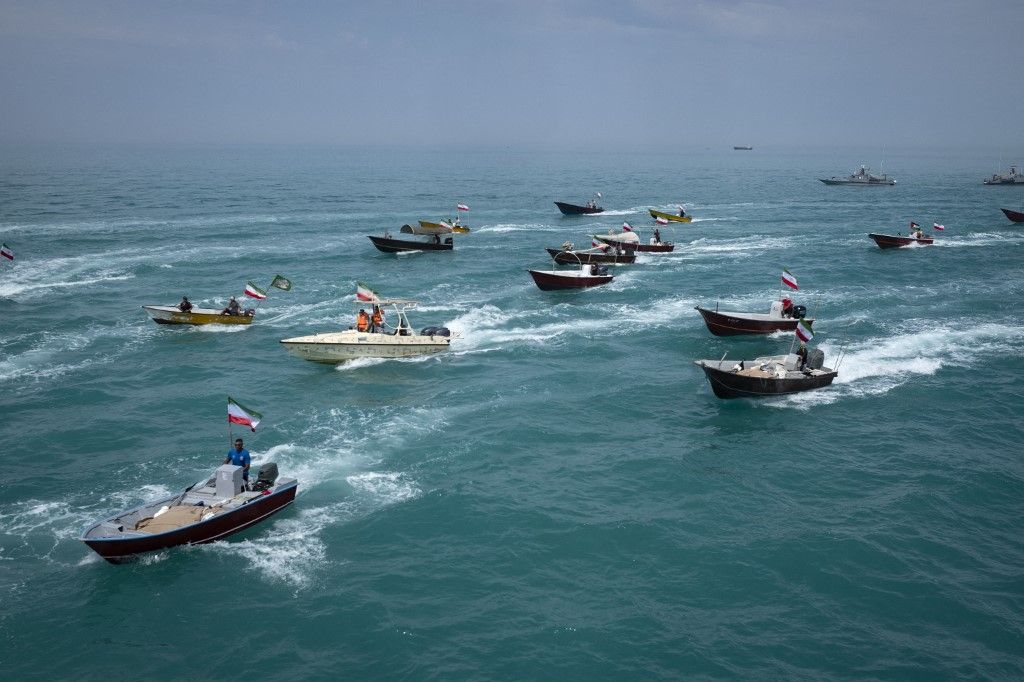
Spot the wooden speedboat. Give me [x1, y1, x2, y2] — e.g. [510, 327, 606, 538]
[544, 245, 635, 265]
[868, 233, 933, 248]
[528, 263, 613, 291]
[594, 231, 675, 253]
[648, 209, 692, 223]
[143, 305, 255, 326]
[81, 462, 297, 563]
[694, 350, 838, 399]
[280, 298, 451, 363]
[368, 223, 455, 253]
[555, 201, 603, 215]
[696, 302, 812, 336]
[1001, 208, 1024, 223]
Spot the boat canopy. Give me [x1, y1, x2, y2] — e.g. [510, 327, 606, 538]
[401, 223, 452, 236]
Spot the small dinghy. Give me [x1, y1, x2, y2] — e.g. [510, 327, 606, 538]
[696, 300, 812, 336]
[81, 462, 297, 563]
[694, 349, 838, 399]
[868, 233, 933, 249]
[528, 262, 614, 291]
[648, 208, 692, 223]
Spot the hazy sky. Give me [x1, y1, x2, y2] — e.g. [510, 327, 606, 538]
[1, 0, 1022, 150]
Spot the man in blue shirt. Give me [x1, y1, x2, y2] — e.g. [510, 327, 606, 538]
[224, 438, 251, 489]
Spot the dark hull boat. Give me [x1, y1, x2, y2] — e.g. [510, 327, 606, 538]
[868, 233, 933, 248]
[528, 264, 613, 291]
[544, 247, 636, 264]
[593, 234, 675, 253]
[1001, 208, 1024, 223]
[81, 463, 297, 564]
[555, 201, 603, 215]
[694, 353, 837, 399]
[368, 235, 453, 252]
[695, 305, 813, 336]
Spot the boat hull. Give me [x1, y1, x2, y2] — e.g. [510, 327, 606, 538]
[528, 269, 613, 291]
[545, 248, 636, 264]
[280, 330, 450, 363]
[1001, 208, 1024, 223]
[695, 361, 837, 399]
[594, 235, 675, 253]
[368, 235, 453, 252]
[554, 201, 603, 215]
[695, 306, 812, 336]
[143, 306, 253, 326]
[82, 482, 297, 563]
[868, 233, 933, 248]
[648, 209, 692, 223]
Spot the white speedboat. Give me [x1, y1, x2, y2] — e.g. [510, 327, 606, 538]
[280, 299, 451, 364]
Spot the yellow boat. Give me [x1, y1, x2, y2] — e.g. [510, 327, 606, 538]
[419, 220, 470, 234]
[648, 209, 692, 223]
[143, 305, 255, 326]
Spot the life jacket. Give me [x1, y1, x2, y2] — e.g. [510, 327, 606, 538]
[356, 312, 369, 331]
[372, 309, 383, 326]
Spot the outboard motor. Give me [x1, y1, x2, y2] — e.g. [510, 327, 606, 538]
[420, 326, 437, 336]
[444, 237, 453, 245]
[433, 327, 451, 337]
[791, 305, 807, 319]
[805, 348, 825, 370]
[593, 264, 609, 276]
[251, 462, 279, 492]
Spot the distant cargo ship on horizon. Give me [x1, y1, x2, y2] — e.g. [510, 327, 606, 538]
[733, 145, 753, 150]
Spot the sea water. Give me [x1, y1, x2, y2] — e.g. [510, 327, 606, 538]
[1, 146, 1023, 678]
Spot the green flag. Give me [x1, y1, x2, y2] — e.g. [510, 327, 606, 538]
[271, 274, 292, 291]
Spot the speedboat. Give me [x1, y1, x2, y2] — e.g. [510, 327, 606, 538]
[984, 166, 1024, 185]
[1000, 208, 1024, 223]
[555, 201, 603, 215]
[81, 462, 297, 563]
[143, 305, 255, 326]
[544, 241, 636, 265]
[528, 263, 613, 291]
[694, 350, 838, 399]
[868, 233, 933, 248]
[594, 229, 674, 253]
[696, 300, 812, 336]
[369, 224, 454, 253]
[820, 165, 896, 185]
[280, 298, 451, 363]
[648, 208, 692, 223]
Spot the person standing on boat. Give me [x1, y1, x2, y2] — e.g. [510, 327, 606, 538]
[781, 296, 794, 317]
[653, 228, 662, 244]
[678, 206, 686, 218]
[796, 343, 808, 370]
[371, 305, 384, 332]
[356, 309, 370, 332]
[224, 438, 251, 489]
[178, 296, 193, 313]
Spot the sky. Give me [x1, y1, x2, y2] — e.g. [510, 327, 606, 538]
[1, 0, 1022, 151]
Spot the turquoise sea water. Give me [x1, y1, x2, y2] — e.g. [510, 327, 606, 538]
[2, 147, 1023, 679]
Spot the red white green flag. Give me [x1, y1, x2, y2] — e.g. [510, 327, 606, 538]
[795, 318, 814, 343]
[244, 282, 267, 299]
[228, 397, 262, 431]
[0, 243, 12, 261]
[655, 216, 669, 225]
[457, 203, 469, 211]
[622, 222, 633, 232]
[356, 281, 379, 302]
[782, 269, 798, 290]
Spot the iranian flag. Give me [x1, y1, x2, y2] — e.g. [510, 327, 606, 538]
[795, 318, 814, 343]
[228, 397, 262, 432]
[622, 222, 633, 232]
[933, 223, 945, 231]
[0, 243, 12, 261]
[356, 281, 379, 302]
[439, 220, 452, 230]
[244, 282, 267, 300]
[910, 221, 919, 229]
[782, 269, 799, 290]
[655, 216, 669, 225]
[457, 203, 469, 212]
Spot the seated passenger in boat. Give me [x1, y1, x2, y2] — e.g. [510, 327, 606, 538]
[781, 297, 794, 317]
[178, 296, 193, 313]
[222, 297, 241, 316]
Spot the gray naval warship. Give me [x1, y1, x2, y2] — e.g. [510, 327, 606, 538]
[983, 165, 1024, 185]
[820, 165, 896, 186]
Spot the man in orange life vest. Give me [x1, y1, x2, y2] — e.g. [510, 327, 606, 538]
[356, 309, 369, 332]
